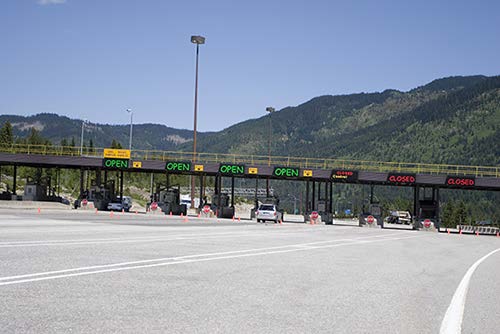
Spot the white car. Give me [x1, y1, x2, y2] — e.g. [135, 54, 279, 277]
[256, 204, 282, 223]
[107, 196, 132, 212]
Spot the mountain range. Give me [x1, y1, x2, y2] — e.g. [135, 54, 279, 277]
[1, 75, 499, 167]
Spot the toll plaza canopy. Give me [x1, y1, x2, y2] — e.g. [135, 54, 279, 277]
[0, 145, 499, 191]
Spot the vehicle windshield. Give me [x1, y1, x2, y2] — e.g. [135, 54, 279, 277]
[259, 205, 274, 211]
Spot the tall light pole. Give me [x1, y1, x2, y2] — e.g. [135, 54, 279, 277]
[265, 107, 275, 197]
[265, 107, 275, 164]
[80, 119, 87, 155]
[190, 35, 205, 209]
[126, 109, 133, 151]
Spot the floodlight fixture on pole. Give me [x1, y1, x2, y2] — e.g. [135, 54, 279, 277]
[190, 35, 205, 209]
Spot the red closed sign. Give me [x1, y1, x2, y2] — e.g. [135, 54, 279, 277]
[446, 176, 475, 187]
[150, 202, 158, 211]
[81, 199, 88, 206]
[202, 205, 211, 213]
[367, 215, 375, 224]
[311, 211, 319, 219]
[387, 174, 416, 184]
[423, 219, 432, 228]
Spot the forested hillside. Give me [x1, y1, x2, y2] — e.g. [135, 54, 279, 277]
[0, 113, 194, 151]
[192, 75, 499, 166]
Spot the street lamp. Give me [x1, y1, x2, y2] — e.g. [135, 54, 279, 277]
[126, 109, 133, 151]
[190, 35, 205, 209]
[265, 107, 275, 164]
[80, 119, 87, 155]
[265, 107, 275, 197]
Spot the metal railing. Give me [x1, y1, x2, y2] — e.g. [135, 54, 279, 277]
[0, 143, 498, 178]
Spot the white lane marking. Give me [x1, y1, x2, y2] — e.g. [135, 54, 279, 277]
[0, 234, 417, 286]
[0, 233, 404, 281]
[439, 248, 500, 334]
[0, 231, 272, 247]
[0, 228, 403, 248]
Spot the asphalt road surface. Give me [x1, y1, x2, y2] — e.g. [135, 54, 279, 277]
[1, 208, 499, 334]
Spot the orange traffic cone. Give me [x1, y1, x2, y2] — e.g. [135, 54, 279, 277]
[37, 207, 41, 214]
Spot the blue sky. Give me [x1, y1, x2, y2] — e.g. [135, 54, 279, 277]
[1, 0, 499, 131]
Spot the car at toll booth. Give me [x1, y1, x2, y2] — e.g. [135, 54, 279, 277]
[256, 204, 283, 223]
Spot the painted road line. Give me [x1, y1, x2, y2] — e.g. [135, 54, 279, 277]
[0, 234, 418, 286]
[0, 235, 389, 281]
[439, 247, 500, 334]
[0, 228, 406, 247]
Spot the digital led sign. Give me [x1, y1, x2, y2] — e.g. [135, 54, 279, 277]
[387, 173, 416, 185]
[219, 164, 245, 175]
[446, 176, 475, 188]
[165, 161, 191, 172]
[331, 170, 358, 182]
[273, 167, 299, 178]
[103, 158, 129, 169]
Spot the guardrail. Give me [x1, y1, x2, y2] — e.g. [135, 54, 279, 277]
[0, 143, 499, 178]
[457, 225, 500, 235]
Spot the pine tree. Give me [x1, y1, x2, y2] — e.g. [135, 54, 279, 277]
[27, 128, 45, 145]
[0, 121, 14, 147]
[111, 139, 122, 149]
[89, 139, 95, 154]
[441, 201, 455, 228]
[455, 201, 467, 225]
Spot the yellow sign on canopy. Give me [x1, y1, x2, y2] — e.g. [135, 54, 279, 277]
[103, 149, 131, 159]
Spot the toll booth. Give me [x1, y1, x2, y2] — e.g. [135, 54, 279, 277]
[23, 176, 57, 201]
[303, 180, 333, 224]
[87, 179, 115, 211]
[359, 203, 384, 228]
[154, 185, 187, 216]
[414, 187, 440, 230]
[211, 174, 235, 219]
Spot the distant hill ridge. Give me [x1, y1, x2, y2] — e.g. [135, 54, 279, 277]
[1, 75, 499, 166]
